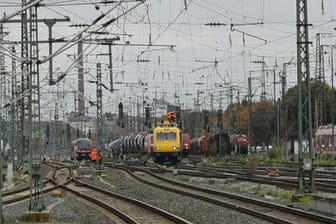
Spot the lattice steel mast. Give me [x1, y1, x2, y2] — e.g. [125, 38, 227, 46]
[24, 0, 44, 211]
[96, 63, 103, 157]
[21, 0, 29, 166]
[296, 0, 315, 193]
[10, 46, 19, 170]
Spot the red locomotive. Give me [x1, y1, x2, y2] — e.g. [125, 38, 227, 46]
[314, 124, 336, 154]
[181, 133, 191, 156]
[231, 134, 248, 154]
[72, 137, 93, 161]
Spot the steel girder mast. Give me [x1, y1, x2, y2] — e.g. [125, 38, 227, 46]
[296, 0, 315, 193]
[21, 0, 44, 211]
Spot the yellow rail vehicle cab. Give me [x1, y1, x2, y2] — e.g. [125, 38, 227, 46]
[152, 121, 181, 163]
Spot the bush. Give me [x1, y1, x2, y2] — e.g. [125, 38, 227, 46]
[266, 148, 282, 160]
[208, 142, 218, 156]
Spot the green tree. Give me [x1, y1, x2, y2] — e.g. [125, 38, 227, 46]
[284, 80, 336, 139]
[223, 97, 276, 147]
[249, 99, 276, 146]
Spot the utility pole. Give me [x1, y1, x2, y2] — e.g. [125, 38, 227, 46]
[96, 63, 103, 167]
[261, 58, 266, 99]
[154, 88, 157, 126]
[273, 65, 281, 148]
[78, 33, 85, 117]
[20, 0, 30, 166]
[0, 24, 6, 120]
[314, 35, 332, 130]
[210, 93, 214, 132]
[2, 16, 70, 167]
[0, 23, 4, 224]
[316, 33, 322, 81]
[194, 90, 202, 138]
[296, 0, 315, 193]
[320, 45, 325, 125]
[273, 67, 277, 105]
[0, 121, 2, 224]
[228, 86, 233, 135]
[281, 63, 288, 158]
[43, 18, 70, 84]
[218, 90, 223, 155]
[88, 63, 104, 156]
[314, 34, 320, 129]
[252, 58, 267, 99]
[54, 102, 59, 146]
[3, 17, 70, 85]
[331, 47, 334, 158]
[100, 37, 120, 92]
[28, 2, 45, 212]
[248, 76, 252, 153]
[10, 46, 19, 178]
[237, 91, 240, 154]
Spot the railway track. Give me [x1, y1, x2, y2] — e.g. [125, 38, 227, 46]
[52, 162, 192, 224]
[3, 162, 192, 224]
[63, 178, 192, 224]
[171, 163, 336, 193]
[2, 180, 59, 206]
[2, 162, 64, 206]
[113, 164, 336, 224]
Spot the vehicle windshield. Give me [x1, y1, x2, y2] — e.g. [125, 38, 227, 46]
[156, 132, 177, 140]
[181, 135, 189, 141]
[77, 139, 91, 150]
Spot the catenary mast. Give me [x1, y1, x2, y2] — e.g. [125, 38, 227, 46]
[296, 0, 315, 193]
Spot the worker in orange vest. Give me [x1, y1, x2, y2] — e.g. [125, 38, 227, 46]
[90, 148, 98, 166]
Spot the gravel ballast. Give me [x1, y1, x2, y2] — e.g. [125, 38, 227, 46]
[2, 166, 272, 224]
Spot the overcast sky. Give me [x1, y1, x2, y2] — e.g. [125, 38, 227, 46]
[1, 0, 336, 119]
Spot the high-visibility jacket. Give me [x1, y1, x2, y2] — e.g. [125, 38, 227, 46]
[91, 150, 97, 161]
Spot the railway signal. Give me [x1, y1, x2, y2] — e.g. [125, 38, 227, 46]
[118, 102, 124, 120]
[118, 102, 124, 128]
[145, 107, 151, 127]
[46, 124, 50, 145]
[217, 109, 223, 129]
[167, 111, 175, 122]
[203, 110, 209, 132]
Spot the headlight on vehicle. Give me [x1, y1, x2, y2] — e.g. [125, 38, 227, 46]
[155, 147, 160, 150]
[172, 146, 177, 150]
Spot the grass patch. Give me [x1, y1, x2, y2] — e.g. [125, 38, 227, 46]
[279, 191, 293, 200]
[251, 184, 264, 196]
[291, 194, 311, 205]
[297, 195, 311, 205]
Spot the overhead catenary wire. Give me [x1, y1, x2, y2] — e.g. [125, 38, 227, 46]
[1, 1, 334, 115]
[40, 0, 145, 64]
[0, 2, 145, 111]
[0, 0, 43, 23]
